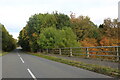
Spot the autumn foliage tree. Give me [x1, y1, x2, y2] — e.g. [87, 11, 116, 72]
[99, 18, 118, 38]
[18, 25, 30, 51]
[70, 14, 101, 41]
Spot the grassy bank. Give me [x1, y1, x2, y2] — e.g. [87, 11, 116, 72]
[27, 52, 120, 78]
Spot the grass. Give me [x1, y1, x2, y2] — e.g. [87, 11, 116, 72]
[27, 52, 120, 78]
[0, 51, 8, 56]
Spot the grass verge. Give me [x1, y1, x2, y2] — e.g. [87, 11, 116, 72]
[27, 52, 120, 78]
[0, 51, 8, 56]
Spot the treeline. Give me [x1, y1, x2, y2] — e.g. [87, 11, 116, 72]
[70, 15, 119, 56]
[18, 12, 119, 52]
[0, 23, 16, 52]
[18, 12, 79, 52]
[70, 14, 119, 47]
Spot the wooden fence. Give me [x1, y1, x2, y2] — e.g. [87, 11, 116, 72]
[39, 46, 120, 61]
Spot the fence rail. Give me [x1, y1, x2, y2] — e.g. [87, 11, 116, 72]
[39, 46, 120, 61]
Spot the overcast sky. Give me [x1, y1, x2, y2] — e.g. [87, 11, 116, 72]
[0, 0, 119, 39]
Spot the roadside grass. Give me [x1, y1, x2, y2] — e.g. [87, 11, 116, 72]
[0, 51, 8, 56]
[27, 52, 120, 78]
[0, 51, 2, 56]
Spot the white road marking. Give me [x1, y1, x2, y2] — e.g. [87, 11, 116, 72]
[17, 51, 37, 79]
[20, 57, 24, 63]
[17, 52, 24, 63]
[17, 52, 20, 57]
[18, 54, 20, 57]
[27, 68, 37, 80]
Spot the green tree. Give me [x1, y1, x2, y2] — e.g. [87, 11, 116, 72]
[1, 23, 16, 51]
[37, 27, 79, 49]
[19, 12, 71, 52]
[53, 12, 71, 29]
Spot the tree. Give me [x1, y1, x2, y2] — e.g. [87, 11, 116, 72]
[53, 12, 71, 29]
[99, 18, 118, 38]
[70, 15, 99, 41]
[18, 12, 72, 52]
[1, 23, 16, 51]
[18, 25, 30, 51]
[37, 27, 80, 49]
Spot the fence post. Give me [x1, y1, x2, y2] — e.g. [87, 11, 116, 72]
[46, 49, 48, 53]
[59, 48, 62, 55]
[70, 48, 73, 57]
[86, 48, 89, 58]
[116, 47, 119, 61]
[52, 49, 55, 54]
[38, 49, 41, 53]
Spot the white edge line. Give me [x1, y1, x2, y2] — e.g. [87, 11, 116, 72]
[20, 57, 24, 63]
[27, 68, 36, 79]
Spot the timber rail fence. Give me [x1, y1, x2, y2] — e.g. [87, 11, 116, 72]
[39, 46, 120, 61]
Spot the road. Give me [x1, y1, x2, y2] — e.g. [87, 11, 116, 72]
[2, 49, 112, 79]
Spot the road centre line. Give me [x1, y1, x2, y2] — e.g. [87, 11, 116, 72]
[20, 56, 24, 63]
[17, 52, 24, 63]
[18, 54, 20, 57]
[17, 52, 20, 57]
[27, 68, 37, 80]
[17, 51, 37, 79]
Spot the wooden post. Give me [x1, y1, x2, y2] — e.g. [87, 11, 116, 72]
[116, 47, 119, 61]
[70, 48, 73, 57]
[51, 49, 53, 54]
[46, 49, 48, 53]
[53, 49, 55, 54]
[86, 48, 89, 58]
[59, 48, 62, 55]
[39, 49, 41, 53]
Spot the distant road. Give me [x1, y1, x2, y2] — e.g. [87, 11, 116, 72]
[2, 49, 112, 79]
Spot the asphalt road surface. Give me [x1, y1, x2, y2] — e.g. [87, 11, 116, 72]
[2, 49, 112, 79]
